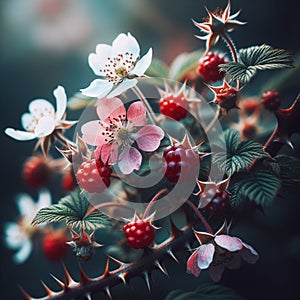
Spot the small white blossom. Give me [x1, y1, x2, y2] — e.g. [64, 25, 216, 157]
[4, 190, 51, 264]
[81, 32, 152, 99]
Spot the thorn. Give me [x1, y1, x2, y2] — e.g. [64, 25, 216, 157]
[185, 243, 192, 251]
[79, 264, 91, 284]
[105, 286, 112, 300]
[18, 286, 32, 300]
[62, 262, 73, 287]
[167, 249, 179, 263]
[118, 272, 127, 284]
[155, 261, 169, 277]
[169, 217, 182, 237]
[41, 281, 52, 296]
[143, 272, 151, 292]
[50, 274, 65, 289]
[103, 258, 111, 277]
[106, 255, 124, 267]
[85, 293, 92, 300]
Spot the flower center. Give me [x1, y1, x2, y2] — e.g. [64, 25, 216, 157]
[117, 128, 130, 141]
[100, 52, 136, 85]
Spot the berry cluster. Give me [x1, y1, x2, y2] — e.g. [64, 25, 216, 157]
[159, 94, 189, 121]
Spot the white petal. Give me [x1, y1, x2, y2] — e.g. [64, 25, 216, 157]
[131, 48, 153, 76]
[53, 85, 67, 121]
[80, 79, 113, 98]
[112, 33, 140, 60]
[16, 193, 35, 218]
[4, 223, 25, 249]
[21, 113, 37, 131]
[107, 78, 138, 98]
[28, 99, 55, 119]
[37, 189, 52, 210]
[13, 239, 32, 264]
[5, 128, 36, 141]
[34, 116, 56, 138]
[88, 44, 112, 76]
[197, 243, 215, 269]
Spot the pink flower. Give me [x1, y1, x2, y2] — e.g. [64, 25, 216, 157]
[187, 221, 258, 281]
[81, 97, 164, 174]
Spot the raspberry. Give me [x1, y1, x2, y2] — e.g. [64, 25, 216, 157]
[159, 94, 189, 121]
[62, 170, 77, 191]
[262, 91, 281, 111]
[22, 155, 51, 188]
[198, 52, 227, 83]
[163, 145, 198, 183]
[123, 220, 155, 249]
[201, 186, 230, 215]
[43, 230, 69, 261]
[76, 158, 112, 193]
[242, 99, 260, 114]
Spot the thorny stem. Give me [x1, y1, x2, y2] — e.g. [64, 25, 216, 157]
[222, 33, 240, 90]
[142, 189, 168, 219]
[132, 86, 159, 125]
[186, 199, 214, 234]
[84, 202, 135, 219]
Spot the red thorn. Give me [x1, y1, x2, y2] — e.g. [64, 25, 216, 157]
[118, 272, 127, 284]
[50, 273, 65, 289]
[18, 286, 32, 300]
[41, 281, 52, 296]
[106, 255, 124, 267]
[103, 258, 111, 277]
[79, 264, 91, 285]
[62, 262, 73, 287]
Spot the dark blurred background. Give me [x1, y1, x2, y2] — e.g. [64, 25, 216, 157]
[0, 0, 300, 299]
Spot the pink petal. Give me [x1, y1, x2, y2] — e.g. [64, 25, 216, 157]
[197, 243, 215, 269]
[240, 241, 259, 264]
[208, 264, 225, 282]
[81, 120, 107, 146]
[118, 147, 142, 174]
[187, 250, 201, 277]
[127, 101, 146, 126]
[96, 97, 126, 122]
[226, 253, 241, 269]
[97, 143, 119, 164]
[214, 235, 243, 252]
[135, 125, 164, 152]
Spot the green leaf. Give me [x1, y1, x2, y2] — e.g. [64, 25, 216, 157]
[274, 154, 300, 182]
[32, 189, 109, 230]
[219, 44, 294, 84]
[68, 92, 95, 110]
[169, 49, 204, 81]
[146, 58, 169, 78]
[229, 167, 281, 207]
[165, 284, 245, 300]
[212, 129, 267, 176]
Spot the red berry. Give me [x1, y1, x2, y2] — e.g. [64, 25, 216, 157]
[76, 158, 112, 193]
[262, 91, 281, 111]
[201, 186, 230, 215]
[43, 230, 69, 261]
[62, 170, 77, 191]
[163, 145, 198, 183]
[123, 220, 155, 249]
[159, 94, 189, 121]
[22, 155, 51, 188]
[198, 52, 227, 83]
[241, 98, 260, 114]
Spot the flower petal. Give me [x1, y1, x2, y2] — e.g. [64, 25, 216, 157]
[131, 48, 153, 76]
[21, 113, 37, 131]
[112, 33, 140, 60]
[127, 101, 147, 126]
[226, 253, 241, 269]
[4, 223, 25, 249]
[135, 125, 164, 152]
[240, 241, 259, 264]
[81, 120, 107, 146]
[97, 143, 119, 164]
[37, 189, 52, 211]
[197, 243, 215, 269]
[53, 85, 67, 121]
[107, 78, 138, 98]
[16, 193, 35, 218]
[89, 44, 112, 75]
[208, 264, 225, 282]
[5, 128, 36, 141]
[187, 250, 201, 277]
[215, 234, 243, 252]
[81, 79, 113, 98]
[34, 116, 56, 138]
[118, 147, 142, 174]
[13, 239, 32, 264]
[96, 97, 126, 122]
[29, 99, 55, 119]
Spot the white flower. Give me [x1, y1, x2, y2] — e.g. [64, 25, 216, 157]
[81, 32, 152, 99]
[5, 85, 75, 141]
[4, 190, 51, 264]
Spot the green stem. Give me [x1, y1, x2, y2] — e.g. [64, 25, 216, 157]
[186, 199, 214, 234]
